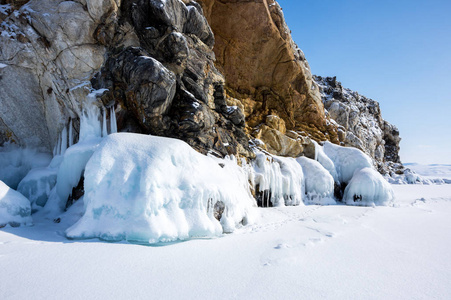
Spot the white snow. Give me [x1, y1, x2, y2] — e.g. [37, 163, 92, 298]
[296, 156, 336, 205]
[66, 133, 256, 243]
[323, 141, 373, 183]
[0, 180, 32, 227]
[406, 163, 451, 182]
[343, 167, 394, 206]
[1, 179, 450, 299]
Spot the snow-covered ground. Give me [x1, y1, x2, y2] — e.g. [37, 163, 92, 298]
[1, 181, 450, 299]
[405, 163, 451, 180]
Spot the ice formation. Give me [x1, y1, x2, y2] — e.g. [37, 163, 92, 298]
[296, 157, 336, 205]
[323, 141, 373, 184]
[343, 167, 394, 206]
[0, 180, 32, 227]
[66, 133, 256, 244]
[17, 160, 59, 213]
[250, 151, 304, 207]
[43, 89, 115, 214]
[0, 143, 52, 189]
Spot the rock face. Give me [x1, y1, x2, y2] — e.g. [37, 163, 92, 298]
[0, 0, 111, 149]
[314, 76, 402, 173]
[0, 0, 402, 171]
[198, 0, 338, 151]
[0, 0, 253, 158]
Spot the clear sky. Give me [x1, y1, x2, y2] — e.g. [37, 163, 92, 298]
[278, 0, 451, 164]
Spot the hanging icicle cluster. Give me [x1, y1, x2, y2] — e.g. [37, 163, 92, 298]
[53, 104, 117, 157]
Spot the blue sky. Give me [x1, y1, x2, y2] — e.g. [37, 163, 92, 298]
[278, 0, 451, 164]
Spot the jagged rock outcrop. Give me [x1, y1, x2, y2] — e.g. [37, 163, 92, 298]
[197, 0, 339, 151]
[314, 76, 402, 174]
[0, 0, 253, 158]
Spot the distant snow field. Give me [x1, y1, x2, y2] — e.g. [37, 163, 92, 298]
[1, 179, 450, 299]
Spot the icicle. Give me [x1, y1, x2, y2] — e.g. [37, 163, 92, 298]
[56, 134, 62, 156]
[102, 108, 108, 137]
[60, 125, 68, 155]
[68, 119, 73, 147]
[110, 106, 117, 134]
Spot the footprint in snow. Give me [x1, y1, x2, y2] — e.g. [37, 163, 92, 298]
[274, 243, 291, 249]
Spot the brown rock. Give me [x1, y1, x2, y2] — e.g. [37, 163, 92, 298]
[255, 125, 304, 157]
[198, 0, 327, 134]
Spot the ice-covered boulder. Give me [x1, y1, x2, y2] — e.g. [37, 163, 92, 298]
[343, 168, 394, 206]
[296, 157, 336, 205]
[323, 141, 373, 184]
[0, 180, 32, 227]
[66, 133, 255, 244]
[251, 151, 304, 207]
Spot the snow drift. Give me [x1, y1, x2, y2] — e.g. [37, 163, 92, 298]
[66, 133, 255, 244]
[0, 180, 32, 227]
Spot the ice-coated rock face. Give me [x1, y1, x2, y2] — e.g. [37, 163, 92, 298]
[314, 76, 402, 174]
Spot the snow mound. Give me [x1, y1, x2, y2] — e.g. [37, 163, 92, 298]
[66, 133, 255, 244]
[343, 168, 394, 206]
[251, 151, 304, 207]
[0, 180, 32, 227]
[0, 143, 52, 189]
[296, 157, 336, 205]
[323, 141, 373, 184]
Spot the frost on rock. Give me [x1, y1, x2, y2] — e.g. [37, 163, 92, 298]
[323, 141, 373, 184]
[0, 180, 32, 227]
[66, 133, 256, 244]
[343, 168, 394, 206]
[296, 157, 336, 205]
[250, 150, 304, 207]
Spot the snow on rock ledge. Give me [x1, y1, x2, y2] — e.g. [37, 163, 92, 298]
[343, 168, 394, 206]
[0, 180, 32, 227]
[66, 133, 255, 244]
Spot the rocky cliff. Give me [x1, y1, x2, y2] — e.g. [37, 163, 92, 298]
[0, 0, 401, 170]
[314, 76, 402, 173]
